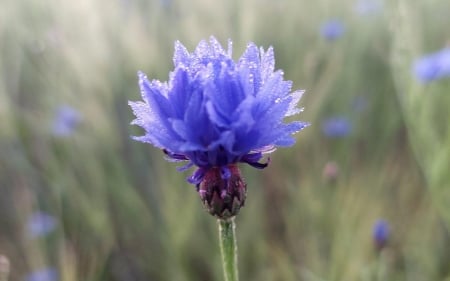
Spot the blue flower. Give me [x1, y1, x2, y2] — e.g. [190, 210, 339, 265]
[129, 37, 308, 218]
[159, 0, 171, 7]
[321, 116, 352, 138]
[372, 219, 390, 249]
[27, 212, 57, 238]
[130, 37, 308, 182]
[414, 47, 450, 83]
[354, 0, 383, 16]
[25, 268, 58, 281]
[320, 20, 345, 41]
[351, 96, 368, 113]
[51, 105, 81, 137]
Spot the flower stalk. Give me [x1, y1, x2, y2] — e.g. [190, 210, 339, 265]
[218, 218, 239, 281]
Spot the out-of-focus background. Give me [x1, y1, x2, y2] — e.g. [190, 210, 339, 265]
[1, 0, 449, 280]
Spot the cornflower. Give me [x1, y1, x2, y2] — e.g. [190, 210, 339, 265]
[414, 47, 450, 83]
[320, 20, 345, 41]
[129, 37, 308, 219]
[129, 37, 309, 281]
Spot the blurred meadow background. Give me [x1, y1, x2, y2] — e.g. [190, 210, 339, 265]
[1, 0, 450, 280]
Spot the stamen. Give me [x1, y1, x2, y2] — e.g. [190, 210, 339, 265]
[176, 161, 194, 172]
[163, 149, 189, 161]
[241, 152, 263, 163]
[220, 189, 227, 199]
[242, 157, 271, 169]
[220, 166, 231, 179]
[187, 168, 206, 185]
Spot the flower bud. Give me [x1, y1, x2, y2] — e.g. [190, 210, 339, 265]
[322, 161, 339, 182]
[0, 255, 10, 281]
[373, 219, 390, 251]
[197, 165, 247, 219]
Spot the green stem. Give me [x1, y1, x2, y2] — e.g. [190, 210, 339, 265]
[218, 218, 239, 281]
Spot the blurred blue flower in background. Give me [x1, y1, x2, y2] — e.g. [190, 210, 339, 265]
[160, 0, 171, 7]
[372, 219, 390, 249]
[25, 268, 58, 281]
[130, 37, 309, 185]
[27, 212, 57, 238]
[51, 105, 81, 137]
[351, 96, 368, 113]
[321, 116, 352, 138]
[414, 47, 450, 83]
[320, 20, 345, 41]
[354, 0, 383, 16]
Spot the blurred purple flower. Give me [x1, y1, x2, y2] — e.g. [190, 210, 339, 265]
[51, 105, 81, 137]
[25, 268, 58, 281]
[351, 96, 368, 112]
[320, 20, 345, 41]
[354, 0, 383, 16]
[373, 219, 390, 249]
[27, 212, 57, 238]
[414, 47, 450, 83]
[321, 117, 352, 138]
[160, 0, 171, 7]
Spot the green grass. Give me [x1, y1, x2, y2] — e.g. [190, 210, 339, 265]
[0, 0, 449, 280]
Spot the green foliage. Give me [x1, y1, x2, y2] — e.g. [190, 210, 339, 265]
[0, 0, 449, 280]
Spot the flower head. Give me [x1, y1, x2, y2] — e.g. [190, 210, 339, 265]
[321, 116, 352, 138]
[414, 47, 450, 83]
[25, 268, 58, 281]
[320, 20, 345, 41]
[129, 37, 308, 218]
[27, 212, 57, 238]
[351, 96, 368, 113]
[51, 105, 81, 137]
[372, 219, 390, 250]
[354, 0, 383, 16]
